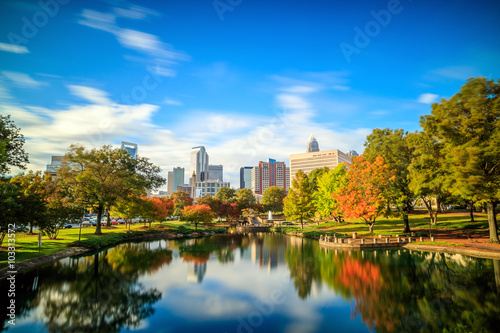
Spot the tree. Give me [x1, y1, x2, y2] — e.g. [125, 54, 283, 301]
[334, 156, 394, 233]
[313, 164, 348, 218]
[181, 204, 214, 231]
[420, 77, 500, 242]
[0, 115, 29, 174]
[363, 128, 416, 233]
[112, 195, 147, 229]
[171, 190, 193, 216]
[215, 187, 236, 202]
[283, 170, 315, 229]
[57, 145, 165, 234]
[307, 166, 330, 192]
[236, 188, 256, 210]
[262, 186, 286, 212]
[10, 171, 48, 234]
[407, 131, 450, 225]
[148, 197, 174, 224]
[0, 180, 26, 246]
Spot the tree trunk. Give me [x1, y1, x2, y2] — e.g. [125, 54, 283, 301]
[95, 206, 103, 235]
[300, 219, 303, 230]
[422, 197, 436, 225]
[0, 231, 6, 246]
[195, 222, 198, 231]
[368, 223, 373, 234]
[29, 222, 34, 234]
[436, 198, 442, 214]
[402, 213, 411, 233]
[486, 201, 499, 243]
[469, 201, 475, 222]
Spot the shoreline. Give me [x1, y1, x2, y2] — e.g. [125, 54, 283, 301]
[0, 230, 222, 281]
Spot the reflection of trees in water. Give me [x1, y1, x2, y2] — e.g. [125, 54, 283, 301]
[0, 241, 172, 332]
[285, 240, 500, 333]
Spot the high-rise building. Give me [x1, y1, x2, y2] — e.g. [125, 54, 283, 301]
[251, 158, 288, 194]
[346, 150, 359, 158]
[195, 180, 231, 197]
[121, 141, 138, 159]
[190, 146, 209, 184]
[173, 167, 185, 193]
[306, 134, 320, 153]
[46, 156, 64, 177]
[208, 164, 223, 181]
[240, 166, 253, 189]
[167, 171, 174, 195]
[289, 149, 351, 182]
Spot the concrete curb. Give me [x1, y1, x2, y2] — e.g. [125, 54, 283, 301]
[403, 244, 500, 260]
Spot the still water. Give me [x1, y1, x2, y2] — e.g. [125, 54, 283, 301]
[1, 233, 500, 333]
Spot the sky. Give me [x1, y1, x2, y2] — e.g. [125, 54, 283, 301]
[1, 0, 500, 189]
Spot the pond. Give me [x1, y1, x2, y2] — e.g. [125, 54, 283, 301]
[1, 233, 500, 333]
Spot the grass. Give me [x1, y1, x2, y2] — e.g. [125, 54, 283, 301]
[0, 220, 224, 268]
[301, 212, 491, 237]
[417, 241, 467, 247]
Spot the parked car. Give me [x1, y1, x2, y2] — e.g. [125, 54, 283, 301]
[62, 223, 73, 229]
[111, 220, 119, 225]
[81, 221, 91, 227]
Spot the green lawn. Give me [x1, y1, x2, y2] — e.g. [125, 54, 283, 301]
[303, 212, 491, 236]
[0, 220, 213, 267]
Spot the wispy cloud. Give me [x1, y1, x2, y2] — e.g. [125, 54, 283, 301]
[67, 85, 112, 105]
[164, 98, 183, 106]
[417, 93, 439, 104]
[78, 6, 188, 77]
[0, 42, 29, 54]
[425, 65, 481, 82]
[2, 71, 48, 88]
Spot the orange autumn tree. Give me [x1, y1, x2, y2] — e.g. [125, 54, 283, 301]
[148, 197, 174, 225]
[334, 156, 394, 233]
[181, 204, 214, 231]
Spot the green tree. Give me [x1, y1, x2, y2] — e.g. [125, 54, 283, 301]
[363, 128, 416, 233]
[313, 164, 347, 218]
[307, 166, 330, 192]
[283, 170, 315, 229]
[181, 204, 214, 231]
[170, 190, 193, 216]
[57, 145, 165, 234]
[10, 171, 48, 234]
[261, 186, 286, 212]
[236, 188, 256, 210]
[420, 77, 500, 242]
[215, 187, 236, 202]
[0, 115, 29, 174]
[0, 180, 27, 245]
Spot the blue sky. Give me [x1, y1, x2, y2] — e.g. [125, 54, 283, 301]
[1, 0, 499, 188]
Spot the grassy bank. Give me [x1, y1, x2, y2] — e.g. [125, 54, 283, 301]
[0, 221, 225, 268]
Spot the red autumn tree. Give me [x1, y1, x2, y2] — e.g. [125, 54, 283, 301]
[148, 197, 174, 224]
[334, 156, 394, 233]
[181, 204, 214, 231]
[226, 202, 241, 222]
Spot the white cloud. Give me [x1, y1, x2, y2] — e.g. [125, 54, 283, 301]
[0, 42, 29, 54]
[67, 85, 112, 105]
[332, 84, 350, 91]
[280, 85, 319, 94]
[425, 65, 480, 81]
[78, 9, 117, 33]
[2, 71, 48, 88]
[164, 98, 183, 106]
[114, 5, 161, 20]
[417, 93, 439, 104]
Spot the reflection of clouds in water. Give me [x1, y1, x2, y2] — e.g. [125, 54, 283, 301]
[138, 243, 345, 330]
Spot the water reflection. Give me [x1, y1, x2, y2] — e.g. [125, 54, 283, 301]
[1, 234, 499, 333]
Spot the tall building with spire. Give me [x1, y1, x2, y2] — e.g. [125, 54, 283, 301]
[306, 134, 319, 153]
[121, 141, 138, 158]
[190, 146, 209, 184]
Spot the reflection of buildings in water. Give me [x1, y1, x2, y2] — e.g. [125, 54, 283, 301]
[187, 262, 207, 283]
[248, 234, 287, 272]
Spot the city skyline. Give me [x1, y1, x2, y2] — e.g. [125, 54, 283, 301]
[1, 0, 499, 187]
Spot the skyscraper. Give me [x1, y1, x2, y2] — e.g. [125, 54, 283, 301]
[240, 166, 253, 189]
[167, 171, 174, 195]
[208, 164, 223, 181]
[289, 149, 351, 182]
[346, 150, 359, 158]
[306, 134, 319, 153]
[251, 158, 288, 194]
[121, 141, 138, 158]
[190, 146, 209, 184]
[173, 167, 185, 193]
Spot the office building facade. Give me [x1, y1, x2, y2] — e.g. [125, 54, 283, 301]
[190, 146, 209, 184]
[167, 171, 174, 195]
[208, 164, 223, 181]
[240, 166, 253, 189]
[251, 158, 288, 195]
[121, 141, 138, 159]
[173, 167, 185, 193]
[46, 156, 64, 177]
[306, 134, 320, 153]
[195, 180, 231, 197]
[289, 149, 351, 182]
